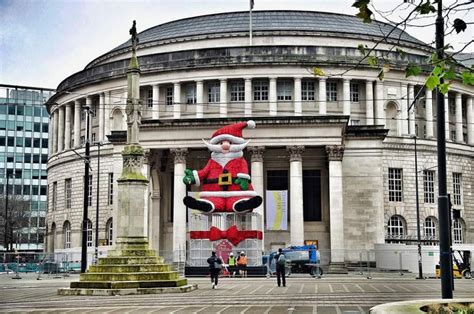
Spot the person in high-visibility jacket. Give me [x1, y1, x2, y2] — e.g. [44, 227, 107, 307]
[237, 251, 248, 278]
[227, 252, 237, 277]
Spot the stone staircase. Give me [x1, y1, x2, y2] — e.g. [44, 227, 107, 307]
[58, 241, 197, 296]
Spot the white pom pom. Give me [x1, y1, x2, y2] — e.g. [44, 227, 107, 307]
[247, 120, 256, 129]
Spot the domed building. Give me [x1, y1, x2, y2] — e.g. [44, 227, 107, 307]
[45, 10, 473, 271]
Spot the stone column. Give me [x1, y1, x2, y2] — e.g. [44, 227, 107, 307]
[294, 77, 302, 116]
[425, 89, 434, 138]
[104, 92, 111, 139]
[319, 78, 327, 115]
[467, 96, 473, 145]
[269, 77, 277, 116]
[64, 103, 72, 150]
[326, 145, 347, 273]
[287, 145, 305, 246]
[220, 79, 227, 118]
[445, 96, 451, 141]
[57, 106, 64, 152]
[365, 80, 374, 125]
[173, 82, 181, 119]
[400, 83, 409, 135]
[48, 115, 53, 156]
[99, 93, 105, 142]
[74, 100, 81, 148]
[171, 148, 188, 262]
[52, 110, 58, 153]
[375, 80, 385, 127]
[408, 85, 416, 136]
[249, 146, 265, 251]
[244, 78, 252, 116]
[455, 93, 463, 142]
[152, 84, 159, 119]
[343, 78, 351, 118]
[196, 80, 203, 118]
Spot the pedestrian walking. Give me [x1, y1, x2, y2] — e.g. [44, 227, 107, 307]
[274, 248, 286, 287]
[207, 251, 223, 289]
[237, 251, 248, 277]
[227, 252, 237, 277]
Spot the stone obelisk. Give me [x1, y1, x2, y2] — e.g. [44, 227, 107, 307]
[58, 21, 196, 295]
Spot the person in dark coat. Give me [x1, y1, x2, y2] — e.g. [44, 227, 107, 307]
[274, 248, 286, 287]
[207, 251, 223, 289]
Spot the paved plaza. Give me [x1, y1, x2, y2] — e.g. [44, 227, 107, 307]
[0, 272, 473, 313]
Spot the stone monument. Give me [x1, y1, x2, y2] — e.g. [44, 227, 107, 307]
[58, 21, 196, 295]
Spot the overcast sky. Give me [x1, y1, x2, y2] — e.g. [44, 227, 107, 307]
[0, 0, 471, 89]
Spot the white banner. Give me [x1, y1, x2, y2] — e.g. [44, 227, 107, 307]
[265, 190, 288, 230]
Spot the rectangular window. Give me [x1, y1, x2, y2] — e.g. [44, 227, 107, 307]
[453, 173, 462, 205]
[230, 81, 245, 102]
[350, 83, 359, 102]
[108, 173, 114, 205]
[88, 174, 93, 207]
[92, 133, 96, 143]
[277, 80, 293, 101]
[185, 84, 196, 104]
[147, 89, 153, 108]
[81, 109, 86, 121]
[52, 182, 57, 211]
[65, 226, 71, 249]
[165, 87, 173, 106]
[91, 103, 97, 117]
[87, 221, 93, 247]
[388, 168, 403, 202]
[301, 81, 315, 101]
[253, 80, 269, 101]
[65, 178, 72, 209]
[303, 170, 322, 221]
[326, 82, 337, 102]
[80, 136, 85, 145]
[267, 170, 288, 190]
[423, 170, 435, 204]
[208, 82, 220, 103]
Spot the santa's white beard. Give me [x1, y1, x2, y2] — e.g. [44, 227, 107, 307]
[203, 140, 248, 167]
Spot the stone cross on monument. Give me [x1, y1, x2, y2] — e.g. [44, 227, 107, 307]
[58, 21, 195, 295]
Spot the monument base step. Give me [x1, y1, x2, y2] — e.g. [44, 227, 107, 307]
[328, 262, 348, 274]
[58, 284, 198, 296]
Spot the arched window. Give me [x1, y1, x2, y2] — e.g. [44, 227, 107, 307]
[424, 216, 438, 245]
[387, 215, 406, 243]
[86, 219, 93, 247]
[51, 222, 57, 251]
[453, 219, 464, 244]
[106, 218, 113, 246]
[112, 108, 124, 131]
[63, 221, 71, 249]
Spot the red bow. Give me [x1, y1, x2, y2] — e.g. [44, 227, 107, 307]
[190, 225, 262, 246]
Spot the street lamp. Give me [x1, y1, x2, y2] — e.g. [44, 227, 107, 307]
[4, 171, 15, 252]
[93, 141, 103, 264]
[412, 135, 423, 279]
[81, 105, 92, 273]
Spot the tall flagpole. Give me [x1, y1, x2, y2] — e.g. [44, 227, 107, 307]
[249, 0, 253, 46]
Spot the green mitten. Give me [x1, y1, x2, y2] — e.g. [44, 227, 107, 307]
[183, 169, 196, 185]
[235, 177, 249, 190]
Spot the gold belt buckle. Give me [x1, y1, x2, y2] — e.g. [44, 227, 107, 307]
[218, 173, 232, 186]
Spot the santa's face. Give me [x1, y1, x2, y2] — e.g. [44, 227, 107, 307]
[220, 140, 231, 153]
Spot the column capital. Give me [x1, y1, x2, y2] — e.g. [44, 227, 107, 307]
[248, 146, 265, 162]
[287, 145, 305, 162]
[219, 78, 227, 82]
[326, 145, 345, 161]
[319, 77, 327, 81]
[170, 148, 188, 164]
[173, 81, 181, 86]
[244, 77, 252, 82]
[293, 76, 303, 81]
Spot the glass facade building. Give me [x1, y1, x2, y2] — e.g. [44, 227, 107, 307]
[0, 84, 55, 251]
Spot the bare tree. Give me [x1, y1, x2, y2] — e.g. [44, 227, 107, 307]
[0, 195, 30, 251]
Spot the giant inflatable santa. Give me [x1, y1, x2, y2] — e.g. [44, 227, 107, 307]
[183, 121, 262, 213]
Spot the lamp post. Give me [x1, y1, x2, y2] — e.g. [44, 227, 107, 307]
[412, 135, 423, 279]
[94, 141, 103, 264]
[81, 105, 91, 273]
[4, 172, 15, 252]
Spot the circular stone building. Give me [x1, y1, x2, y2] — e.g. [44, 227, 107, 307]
[45, 10, 473, 271]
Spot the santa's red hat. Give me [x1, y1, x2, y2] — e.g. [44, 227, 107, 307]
[209, 120, 256, 144]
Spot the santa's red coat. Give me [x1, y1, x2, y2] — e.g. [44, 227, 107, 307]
[192, 158, 257, 199]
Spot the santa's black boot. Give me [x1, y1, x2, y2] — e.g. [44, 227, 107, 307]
[183, 196, 214, 213]
[234, 196, 263, 213]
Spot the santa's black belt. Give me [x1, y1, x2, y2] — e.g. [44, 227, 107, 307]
[203, 178, 252, 184]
